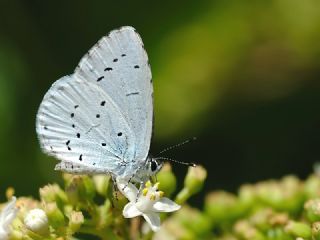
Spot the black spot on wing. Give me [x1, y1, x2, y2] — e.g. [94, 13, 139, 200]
[113, 58, 118, 62]
[126, 92, 139, 97]
[117, 132, 122, 136]
[96, 114, 100, 118]
[77, 133, 80, 138]
[100, 101, 106, 106]
[74, 105, 79, 109]
[79, 154, 83, 161]
[121, 54, 126, 57]
[134, 65, 139, 69]
[97, 76, 104, 82]
[104, 67, 113, 71]
[71, 113, 74, 118]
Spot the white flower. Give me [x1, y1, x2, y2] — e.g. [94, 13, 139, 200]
[117, 178, 180, 232]
[0, 197, 18, 240]
[24, 208, 49, 235]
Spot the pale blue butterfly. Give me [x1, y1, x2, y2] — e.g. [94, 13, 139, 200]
[36, 26, 162, 184]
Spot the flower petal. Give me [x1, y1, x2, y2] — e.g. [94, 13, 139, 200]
[123, 202, 142, 218]
[0, 197, 17, 240]
[0, 230, 9, 240]
[0, 197, 17, 227]
[152, 197, 181, 212]
[116, 177, 138, 202]
[143, 212, 161, 232]
[0, 197, 16, 222]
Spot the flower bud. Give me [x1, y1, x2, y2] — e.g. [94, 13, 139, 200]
[249, 208, 273, 231]
[39, 184, 67, 205]
[238, 184, 256, 207]
[5, 187, 15, 200]
[312, 222, 320, 240]
[65, 175, 96, 205]
[285, 220, 311, 238]
[68, 211, 84, 233]
[205, 191, 243, 224]
[175, 165, 206, 204]
[44, 202, 65, 230]
[92, 175, 111, 196]
[264, 228, 291, 239]
[153, 219, 196, 240]
[62, 173, 73, 183]
[234, 220, 265, 240]
[98, 199, 113, 228]
[184, 165, 206, 194]
[268, 212, 289, 226]
[305, 175, 320, 199]
[9, 229, 24, 240]
[174, 206, 212, 235]
[24, 209, 49, 235]
[305, 199, 320, 222]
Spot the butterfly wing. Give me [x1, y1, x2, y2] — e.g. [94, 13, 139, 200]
[36, 26, 153, 178]
[36, 75, 137, 176]
[74, 26, 153, 165]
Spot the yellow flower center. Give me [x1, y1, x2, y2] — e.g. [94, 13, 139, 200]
[135, 181, 165, 212]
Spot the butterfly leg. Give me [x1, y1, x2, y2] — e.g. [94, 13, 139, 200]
[111, 175, 119, 201]
[121, 174, 133, 192]
[136, 181, 145, 202]
[120, 173, 143, 201]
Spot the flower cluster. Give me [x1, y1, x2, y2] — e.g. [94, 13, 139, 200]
[0, 164, 206, 239]
[5, 164, 320, 239]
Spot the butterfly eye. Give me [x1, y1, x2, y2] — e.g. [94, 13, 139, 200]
[151, 160, 157, 172]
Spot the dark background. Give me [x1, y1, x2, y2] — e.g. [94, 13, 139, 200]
[0, 1, 320, 203]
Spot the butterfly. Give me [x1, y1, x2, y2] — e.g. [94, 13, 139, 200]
[36, 26, 162, 185]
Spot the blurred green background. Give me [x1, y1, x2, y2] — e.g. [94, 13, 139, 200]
[0, 0, 320, 203]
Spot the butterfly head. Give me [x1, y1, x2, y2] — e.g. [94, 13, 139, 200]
[147, 156, 163, 176]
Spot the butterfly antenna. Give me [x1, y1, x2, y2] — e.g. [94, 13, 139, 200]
[158, 137, 197, 155]
[155, 157, 196, 167]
